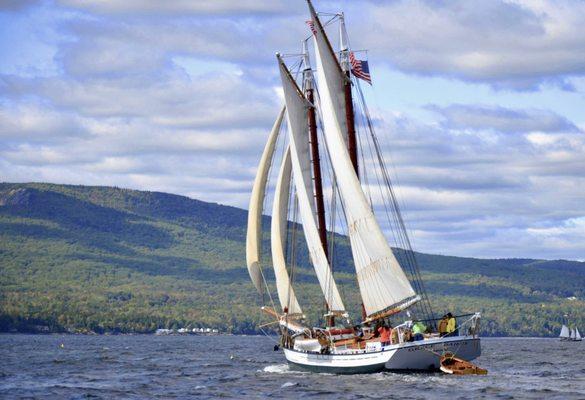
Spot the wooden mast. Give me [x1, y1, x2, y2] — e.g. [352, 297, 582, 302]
[303, 43, 328, 260]
[303, 41, 333, 326]
[339, 13, 366, 322]
[339, 13, 358, 177]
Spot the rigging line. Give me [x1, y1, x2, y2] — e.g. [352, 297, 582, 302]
[352, 77, 422, 312]
[357, 76, 421, 318]
[359, 68, 421, 260]
[316, 96, 355, 317]
[353, 82, 375, 210]
[258, 114, 287, 331]
[353, 78, 429, 319]
[354, 80, 435, 323]
[312, 82, 342, 315]
[287, 185, 300, 317]
[354, 99, 404, 316]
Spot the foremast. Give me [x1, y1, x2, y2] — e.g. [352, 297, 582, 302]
[308, 0, 421, 320]
[277, 52, 347, 316]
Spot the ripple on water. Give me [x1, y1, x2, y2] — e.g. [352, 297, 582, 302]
[1, 336, 585, 399]
[262, 364, 292, 374]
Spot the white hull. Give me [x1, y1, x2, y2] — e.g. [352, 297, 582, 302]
[284, 335, 481, 374]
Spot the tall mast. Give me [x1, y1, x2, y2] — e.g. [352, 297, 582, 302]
[303, 41, 329, 260]
[339, 12, 365, 320]
[303, 41, 335, 326]
[339, 13, 358, 176]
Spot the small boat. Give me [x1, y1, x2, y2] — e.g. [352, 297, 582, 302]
[570, 327, 583, 341]
[440, 353, 488, 375]
[560, 323, 582, 342]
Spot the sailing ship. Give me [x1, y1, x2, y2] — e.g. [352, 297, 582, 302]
[245, 0, 482, 373]
[560, 324, 582, 341]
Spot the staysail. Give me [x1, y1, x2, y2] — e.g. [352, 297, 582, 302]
[278, 54, 346, 313]
[308, 2, 418, 316]
[271, 148, 303, 315]
[575, 328, 582, 341]
[246, 106, 286, 294]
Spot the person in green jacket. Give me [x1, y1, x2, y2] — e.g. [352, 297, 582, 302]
[446, 312, 458, 336]
[412, 320, 426, 341]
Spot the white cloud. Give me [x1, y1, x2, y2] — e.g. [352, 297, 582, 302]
[357, 0, 585, 89]
[428, 104, 578, 133]
[1, 0, 584, 261]
[57, 0, 300, 15]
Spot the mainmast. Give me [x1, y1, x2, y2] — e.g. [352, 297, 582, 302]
[338, 13, 358, 176]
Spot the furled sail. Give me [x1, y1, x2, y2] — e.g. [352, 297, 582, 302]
[278, 55, 345, 313]
[246, 106, 286, 294]
[271, 147, 303, 315]
[308, 2, 418, 316]
[559, 324, 570, 338]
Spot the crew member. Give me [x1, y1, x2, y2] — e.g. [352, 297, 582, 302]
[377, 323, 391, 345]
[446, 313, 458, 336]
[412, 320, 426, 341]
[438, 314, 449, 336]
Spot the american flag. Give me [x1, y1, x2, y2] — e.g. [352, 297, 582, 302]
[306, 20, 317, 35]
[349, 51, 372, 84]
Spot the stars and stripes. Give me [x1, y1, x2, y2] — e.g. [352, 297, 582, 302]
[306, 20, 317, 35]
[349, 51, 372, 84]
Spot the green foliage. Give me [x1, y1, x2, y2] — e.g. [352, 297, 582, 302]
[0, 182, 583, 336]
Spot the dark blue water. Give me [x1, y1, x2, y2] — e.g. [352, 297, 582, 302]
[1, 334, 584, 399]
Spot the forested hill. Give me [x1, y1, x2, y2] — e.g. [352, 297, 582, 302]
[1, 182, 583, 337]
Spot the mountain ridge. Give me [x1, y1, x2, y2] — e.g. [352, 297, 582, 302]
[1, 182, 583, 336]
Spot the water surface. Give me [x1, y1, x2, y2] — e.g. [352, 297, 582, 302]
[1, 335, 584, 399]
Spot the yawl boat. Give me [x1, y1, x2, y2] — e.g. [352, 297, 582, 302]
[245, 0, 482, 373]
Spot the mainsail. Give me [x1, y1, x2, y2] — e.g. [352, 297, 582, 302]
[560, 324, 570, 339]
[271, 148, 303, 315]
[278, 54, 346, 313]
[308, 2, 419, 316]
[246, 106, 286, 294]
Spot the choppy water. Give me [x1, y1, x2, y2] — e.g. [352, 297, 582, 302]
[1, 334, 584, 399]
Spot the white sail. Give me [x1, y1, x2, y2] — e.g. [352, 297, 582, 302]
[560, 324, 570, 338]
[278, 55, 346, 313]
[246, 106, 286, 294]
[271, 148, 303, 315]
[570, 328, 576, 340]
[575, 328, 582, 341]
[308, 3, 418, 316]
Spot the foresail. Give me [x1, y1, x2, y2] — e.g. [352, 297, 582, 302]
[271, 148, 303, 315]
[308, 3, 418, 317]
[278, 55, 346, 313]
[560, 324, 570, 338]
[246, 106, 286, 294]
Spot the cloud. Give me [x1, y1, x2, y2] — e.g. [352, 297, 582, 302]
[57, 0, 300, 16]
[357, 0, 585, 90]
[0, 0, 40, 11]
[363, 109, 585, 259]
[1, 0, 584, 261]
[427, 104, 579, 134]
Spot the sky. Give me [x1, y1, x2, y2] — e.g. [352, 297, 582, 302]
[0, 0, 584, 261]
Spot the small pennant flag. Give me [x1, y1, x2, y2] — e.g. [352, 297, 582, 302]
[306, 20, 317, 35]
[349, 51, 372, 84]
